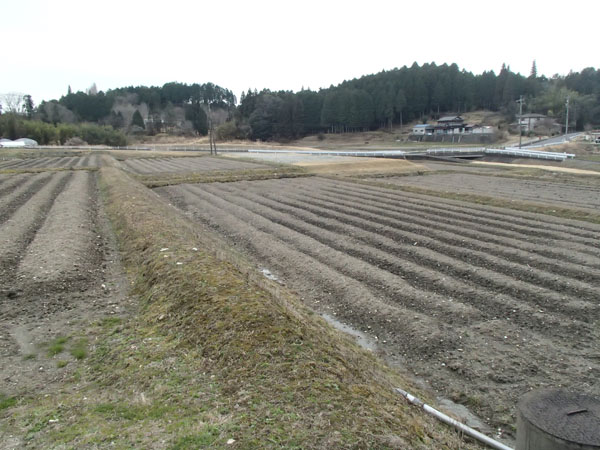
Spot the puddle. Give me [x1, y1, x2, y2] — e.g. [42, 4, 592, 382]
[321, 313, 378, 352]
[261, 268, 279, 282]
[320, 314, 509, 444]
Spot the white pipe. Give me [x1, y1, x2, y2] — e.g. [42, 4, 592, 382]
[395, 388, 513, 450]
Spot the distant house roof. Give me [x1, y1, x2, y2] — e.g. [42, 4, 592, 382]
[438, 115, 463, 123]
[413, 124, 433, 128]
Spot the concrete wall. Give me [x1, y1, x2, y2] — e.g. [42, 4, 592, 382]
[409, 133, 498, 144]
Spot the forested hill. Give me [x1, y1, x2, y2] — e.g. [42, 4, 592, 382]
[2, 63, 600, 144]
[237, 63, 600, 140]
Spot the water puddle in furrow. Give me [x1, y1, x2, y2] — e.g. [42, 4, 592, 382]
[321, 312, 378, 352]
[261, 269, 500, 441]
[321, 312, 496, 437]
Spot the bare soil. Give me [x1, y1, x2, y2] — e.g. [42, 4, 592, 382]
[119, 156, 268, 174]
[0, 154, 101, 170]
[156, 176, 600, 438]
[373, 172, 600, 211]
[0, 168, 131, 421]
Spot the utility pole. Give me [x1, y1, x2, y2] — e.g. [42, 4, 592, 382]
[207, 102, 216, 155]
[565, 96, 570, 135]
[516, 95, 524, 148]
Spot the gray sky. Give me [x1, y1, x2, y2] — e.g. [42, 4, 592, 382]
[3, 0, 598, 105]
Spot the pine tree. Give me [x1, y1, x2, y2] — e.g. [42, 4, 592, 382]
[529, 60, 538, 79]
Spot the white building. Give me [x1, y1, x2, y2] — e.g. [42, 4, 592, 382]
[518, 113, 549, 132]
[412, 124, 434, 135]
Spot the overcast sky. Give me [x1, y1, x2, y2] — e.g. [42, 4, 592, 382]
[3, 0, 598, 105]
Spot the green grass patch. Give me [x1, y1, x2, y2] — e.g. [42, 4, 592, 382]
[47, 336, 69, 357]
[70, 339, 88, 360]
[170, 426, 221, 449]
[0, 394, 17, 410]
[100, 317, 122, 327]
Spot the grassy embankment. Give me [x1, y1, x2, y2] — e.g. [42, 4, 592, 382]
[2, 164, 479, 448]
[134, 166, 310, 188]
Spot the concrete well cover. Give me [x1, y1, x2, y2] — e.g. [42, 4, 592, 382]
[519, 389, 600, 446]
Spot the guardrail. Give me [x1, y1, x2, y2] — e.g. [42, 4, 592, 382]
[249, 149, 407, 157]
[426, 147, 487, 155]
[11, 145, 576, 161]
[424, 146, 575, 161]
[491, 147, 575, 160]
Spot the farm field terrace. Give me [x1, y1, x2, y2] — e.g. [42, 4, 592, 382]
[156, 173, 600, 437]
[371, 171, 600, 212]
[0, 149, 479, 448]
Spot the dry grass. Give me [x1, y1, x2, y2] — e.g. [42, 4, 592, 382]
[73, 165, 478, 448]
[0, 167, 97, 175]
[472, 161, 600, 176]
[295, 158, 426, 176]
[135, 166, 310, 188]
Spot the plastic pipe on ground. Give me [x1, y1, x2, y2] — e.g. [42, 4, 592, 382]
[395, 388, 513, 450]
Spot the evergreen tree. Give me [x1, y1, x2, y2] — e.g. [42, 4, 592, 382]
[529, 60, 538, 79]
[23, 95, 34, 119]
[131, 109, 145, 129]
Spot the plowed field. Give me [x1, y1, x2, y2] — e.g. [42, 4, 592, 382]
[0, 168, 127, 397]
[156, 176, 600, 432]
[120, 156, 267, 174]
[0, 154, 102, 170]
[374, 172, 600, 211]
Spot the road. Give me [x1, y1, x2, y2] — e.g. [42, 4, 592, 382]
[521, 132, 582, 148]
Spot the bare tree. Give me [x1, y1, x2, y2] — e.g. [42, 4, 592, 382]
[1, 92, 25, 114]
[86, 83, 98, 96]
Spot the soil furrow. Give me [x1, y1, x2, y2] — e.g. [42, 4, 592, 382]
[17, 171, 95, 286]
[285, 183, 600, 283]
[250, 184, 600, 300]
[162, 183, 468, 356]
[151, 158, 185, 171]
[384, 173, 600, 210]
[64, 156, 80, 167]
[267, 190, 598, 316]
[1, 159, 39, 169]
[122, 157, 265, 174]
[74, 155, 89, 167]
[182, 183, 483, 324]
[203, 182, 597, 329]
[0, 172, 73, 279]
[330, 178, 600, 238]
[317, 179, 600, 255]
[0, 172, 55, 225]
[157, 181, 600, 433]
[125, 159, 156, 174]
[0, 173, 30, 197]
[89, 154, 100, 167]
[0, 160, 19, 169]
[311, 181, 600, 272]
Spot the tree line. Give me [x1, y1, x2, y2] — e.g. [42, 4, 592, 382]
[232, 63, 600, 141]
[2, 63, 600, 144]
